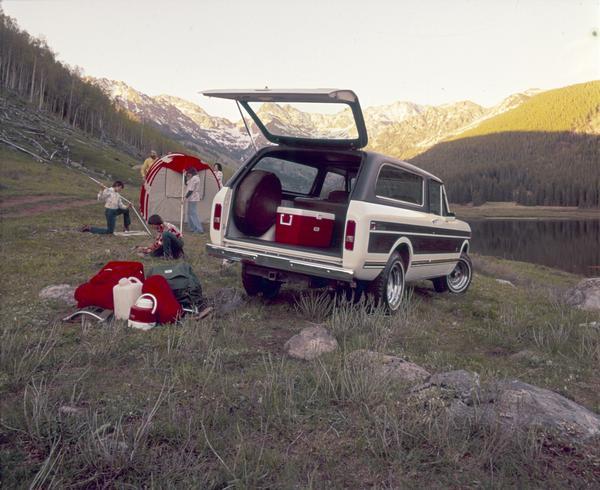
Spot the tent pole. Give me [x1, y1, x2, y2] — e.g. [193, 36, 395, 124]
[180, 172, 185, 232]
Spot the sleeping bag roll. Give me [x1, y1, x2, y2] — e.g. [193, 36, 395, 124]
[233, 170, 282, 236]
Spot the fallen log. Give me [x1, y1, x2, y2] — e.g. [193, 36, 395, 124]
[0, 135, 48, 163]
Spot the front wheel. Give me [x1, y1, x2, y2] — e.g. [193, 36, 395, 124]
[432, 253, 473, 294]
[367, 252, 406, 312]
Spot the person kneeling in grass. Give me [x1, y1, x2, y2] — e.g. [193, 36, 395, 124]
[81, 180, 131, 234]
[136, 214, 184, 259]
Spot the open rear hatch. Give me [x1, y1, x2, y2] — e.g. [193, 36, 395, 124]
[202, 88, 368, 149]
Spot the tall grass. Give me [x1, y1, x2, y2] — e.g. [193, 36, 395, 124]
[0, 322, 58, 389]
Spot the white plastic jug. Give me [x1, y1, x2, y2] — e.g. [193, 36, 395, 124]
[113, 277, 143, 320]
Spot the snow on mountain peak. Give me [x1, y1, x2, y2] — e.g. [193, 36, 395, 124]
[88, 77, 535, 165]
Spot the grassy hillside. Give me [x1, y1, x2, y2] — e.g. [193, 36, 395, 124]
[1, 149, 599, 487]
[0, 92, 145, 195]
[456, 81, 600, 136]
[410, 81, 600, 207]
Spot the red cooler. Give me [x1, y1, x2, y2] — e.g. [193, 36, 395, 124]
[275, 206, 335, 248]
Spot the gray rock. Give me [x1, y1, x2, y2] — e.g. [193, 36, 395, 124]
[39, 284, 76, 305]
[415, 369, 480, 397]
[349, 349, 430, 385]
[211, 287, 246, 316]
[565, 277, 600, 311]
[59, 405, 85, 416]
[479, 380, 600, 440]
[414, 373, 600, 441]
[578, 321, 599, 329]
[496, 279, 515, 288]
[284, 325, 338, 360]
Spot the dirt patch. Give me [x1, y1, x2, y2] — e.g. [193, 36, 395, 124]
[1, 196, 94, 218]
[0, 194, 69, 209]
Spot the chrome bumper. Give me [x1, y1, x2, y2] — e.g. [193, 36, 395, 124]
[206, 243, 354, 282]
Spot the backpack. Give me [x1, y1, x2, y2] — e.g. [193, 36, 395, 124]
[147, 262, 203, 308]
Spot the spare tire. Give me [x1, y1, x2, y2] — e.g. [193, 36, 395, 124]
[233, 170, 282, 236]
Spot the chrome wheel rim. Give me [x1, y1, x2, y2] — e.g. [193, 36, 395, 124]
[386, 263, 404, 310]
[448, 260, 470, 292]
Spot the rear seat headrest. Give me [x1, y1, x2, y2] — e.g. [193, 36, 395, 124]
[327, 190, 349, 203]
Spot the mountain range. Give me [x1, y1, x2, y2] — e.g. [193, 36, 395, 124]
[90, 78, 540, 165]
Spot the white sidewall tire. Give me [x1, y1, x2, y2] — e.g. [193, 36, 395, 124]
[383, 257, 405, 312]
[447, 255, 472, 294]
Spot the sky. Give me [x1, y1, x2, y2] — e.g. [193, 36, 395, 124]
[2, 0, 599, 120]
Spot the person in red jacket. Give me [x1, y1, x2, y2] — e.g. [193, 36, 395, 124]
[137, 214, 184, 259]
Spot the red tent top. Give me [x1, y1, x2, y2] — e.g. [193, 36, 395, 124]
[146, 153, 210, 180]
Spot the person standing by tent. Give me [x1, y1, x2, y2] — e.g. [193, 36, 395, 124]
[141, 150, 158, 179]
[214, 162, 223, 187]
[136, 214, 184, 259]
[184, 167, 204, 233]
[80, 181, 131, 234]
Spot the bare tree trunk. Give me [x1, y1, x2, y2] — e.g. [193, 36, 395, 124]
[38, 72, 45, 110]
[29, 55, 36, 102]
[67, 78, 74, 122]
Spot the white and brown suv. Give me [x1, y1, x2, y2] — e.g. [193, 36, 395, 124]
[203, 89, 472, 312]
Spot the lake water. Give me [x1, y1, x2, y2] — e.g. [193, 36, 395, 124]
[468, 219, 600, 277]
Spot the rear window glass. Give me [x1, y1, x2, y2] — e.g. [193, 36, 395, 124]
[376, 165, 423, 205]
[246, 101, 359, 140]
[320, 172, 346, 198]
[254, 157, 318, 195]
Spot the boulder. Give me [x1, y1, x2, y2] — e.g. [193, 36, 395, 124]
[480, 380, 600, 440]
[39, 284, 76, 305]
[565, 277, 600, 311]
[284, 325, 338, 360]
[349, 349, 430, 385]
[412, 369, 480, 402]
[413, 372, 600, 441]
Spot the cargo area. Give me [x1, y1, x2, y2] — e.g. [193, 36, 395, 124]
[224, 149, 363, 257]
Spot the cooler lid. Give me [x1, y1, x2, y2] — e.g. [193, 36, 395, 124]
[277, 206, 335, 220]
[202, 88, 368, 150]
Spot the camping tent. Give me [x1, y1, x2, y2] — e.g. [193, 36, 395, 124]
[140, 153, 221, 226]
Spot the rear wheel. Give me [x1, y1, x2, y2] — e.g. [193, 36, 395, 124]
[241, 264, 282, 299]
[367, 252, 406, 312]
[432, 253, 473, 294]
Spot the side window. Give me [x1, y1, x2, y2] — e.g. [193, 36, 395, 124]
[429, 180, 442, 215]
[320, 172, 346, 198]
[442, 186, 451, 216]
[375, 165, 423, 206]
[254, 157, 318, 195]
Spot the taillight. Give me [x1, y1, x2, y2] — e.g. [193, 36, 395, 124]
[213, 203, 222, 230]
[344, 220, 356, 250]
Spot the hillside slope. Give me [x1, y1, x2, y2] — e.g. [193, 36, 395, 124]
[0, 92, 142, 186]
[410, 81, 600, 207]
[91, 78, 250, 167]
[0, 12, 182, 161]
